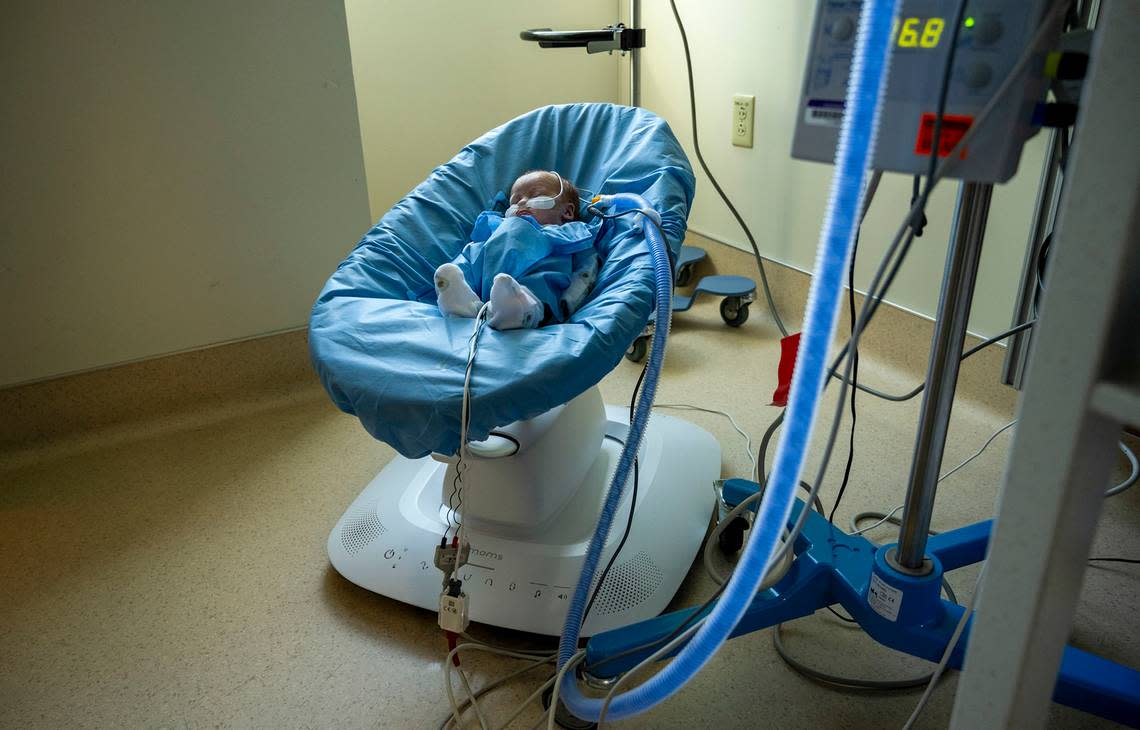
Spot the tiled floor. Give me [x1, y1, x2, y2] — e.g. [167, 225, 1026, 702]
[3, 246, 1136, 729]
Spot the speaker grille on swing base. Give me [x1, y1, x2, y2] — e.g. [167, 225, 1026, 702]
[592, 551, 664, 616]
[340, 499, 386, 555]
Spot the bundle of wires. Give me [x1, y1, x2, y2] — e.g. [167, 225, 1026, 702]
[543, 3, 1076, 728]
[442, 1, 1090, 727]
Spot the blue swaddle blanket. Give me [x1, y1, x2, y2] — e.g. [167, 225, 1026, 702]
[309, 103, 695, 459]
[450, 212, 598, 324]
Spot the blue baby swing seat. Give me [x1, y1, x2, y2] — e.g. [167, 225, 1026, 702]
[309, 103, 695, 459]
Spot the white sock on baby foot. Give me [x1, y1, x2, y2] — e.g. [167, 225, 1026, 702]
[488, 274, 544, 330]
[435, 263, 483, 318]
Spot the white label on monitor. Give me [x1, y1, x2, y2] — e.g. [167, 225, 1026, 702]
[804, 99, 845, 127]
[868, 573, 902, 622]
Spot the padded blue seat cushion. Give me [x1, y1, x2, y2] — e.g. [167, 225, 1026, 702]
[309, 103, 695, 458]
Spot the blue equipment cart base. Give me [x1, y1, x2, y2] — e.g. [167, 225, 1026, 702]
[583, 479, 1140, 728]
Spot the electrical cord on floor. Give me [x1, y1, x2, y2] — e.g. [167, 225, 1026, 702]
[849, 504, 907, 537]
[772, 623, 937, 691]
[440, 641, 559, 730]
[546, 650, 588, 730]
[1089, 557, 1140, 566]
[941, 419, 1019, 480]
[755, 408, 784, 485]
[702, 485, 811, 587]
[1105, 440, 1139, 497]
[771, 557, 963, 692]
[667, 0, 789, 337]
[596, 520, 960, 721]
[666, 16, 1061, 726]
[501, 675, 558, 730]
[754, 410, 827, 516]
[653, 403, 759, 481]
[831, 319, 1038, 403]
[846, 419, 1016, 543]
[440, 663, 553, 730]
[850, 426, 1138, 543]
[775, 503, 966, 693]
[824, 606, 858, 624]
[444, 376, 1048, 725]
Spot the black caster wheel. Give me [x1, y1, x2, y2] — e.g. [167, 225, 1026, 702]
[720, 297, 750, 327]
[541, 686, 598, 730]
[675, 263, 695, 287]
[625, 336, 649, 363]
[718, 515, 749, 555]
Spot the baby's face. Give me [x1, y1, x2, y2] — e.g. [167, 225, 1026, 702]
[508, 171, 575, 226]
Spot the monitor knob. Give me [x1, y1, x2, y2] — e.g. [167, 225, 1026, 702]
[830, 17, 856, 42]
[974, 17, 1004, 46]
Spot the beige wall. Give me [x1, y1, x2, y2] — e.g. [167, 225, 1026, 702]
[4, 0, 1043, 389]
[2, 2, 372, 387]
[2, 1, 623, 388]
[345, 0, 622, 220]
[623, 1, 1047, 339]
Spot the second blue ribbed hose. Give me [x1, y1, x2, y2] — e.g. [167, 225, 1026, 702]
[554, 191, 674, 674]
[556, 0, 902, 721]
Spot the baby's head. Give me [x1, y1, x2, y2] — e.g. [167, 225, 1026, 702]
[507, 170, 579, 225]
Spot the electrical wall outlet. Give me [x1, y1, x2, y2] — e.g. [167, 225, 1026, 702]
[732, 94, 755, 148]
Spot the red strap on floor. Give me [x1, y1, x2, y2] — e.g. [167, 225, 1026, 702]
[446, 630, 460, 666]
[771, 332, 802, 407]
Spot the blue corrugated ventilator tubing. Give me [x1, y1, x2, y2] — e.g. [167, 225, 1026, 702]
[555, 0, 903, 721]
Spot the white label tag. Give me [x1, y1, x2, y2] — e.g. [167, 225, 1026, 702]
[805, 106, 844, 127]
[803, 99, 845, 127]
[868, 573, 903, 622]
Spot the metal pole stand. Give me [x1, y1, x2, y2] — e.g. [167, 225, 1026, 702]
[583, 486, 1140, 725]
[893, 182, 991, 573]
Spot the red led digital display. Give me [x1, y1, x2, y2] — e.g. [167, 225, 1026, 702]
[914, 113, 973, 158]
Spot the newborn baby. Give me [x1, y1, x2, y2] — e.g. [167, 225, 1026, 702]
[434, 170, 600, 330]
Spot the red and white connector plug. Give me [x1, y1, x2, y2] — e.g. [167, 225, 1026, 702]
[436, 536, 471, 660]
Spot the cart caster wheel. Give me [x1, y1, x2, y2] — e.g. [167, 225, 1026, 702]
[675, 263, 695, 287]
[718, 516, 749, 555]
[720, 298, 750, 327]
[542, 686, 598, 730]
[625, 336, 649, 363]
